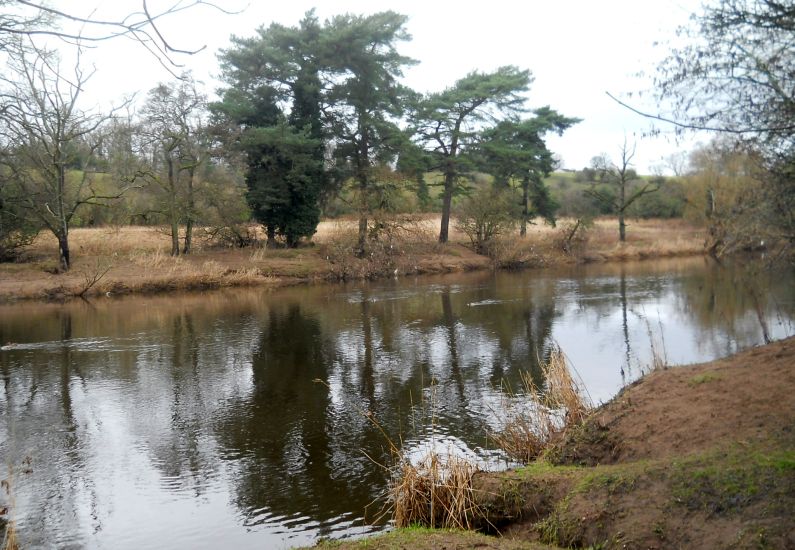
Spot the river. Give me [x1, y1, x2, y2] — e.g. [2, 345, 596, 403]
[0, 256, 792, 548]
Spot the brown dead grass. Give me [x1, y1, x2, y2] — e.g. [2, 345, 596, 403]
[0, 217, 704, 302]
[1, 521, 18, 550]
[491, 348, 592, 463]
[391, 453, 484, 531]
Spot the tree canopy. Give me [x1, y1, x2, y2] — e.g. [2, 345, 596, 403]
[411, 66, 532, 242]
[216, 10, 414, 251]
[478, 108, 580, 231]
[652, 0, 794, 257]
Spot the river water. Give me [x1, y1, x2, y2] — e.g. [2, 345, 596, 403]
[0, 257, 793, 548]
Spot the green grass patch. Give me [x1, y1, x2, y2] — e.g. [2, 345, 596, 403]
[515, 460, 583, 479]
[310, 526, 552, 549]
[670, 448, 795, 515]
[535, 495, 581, 548]
[688, 372, 722, 386]
[575, 467, 640, 495]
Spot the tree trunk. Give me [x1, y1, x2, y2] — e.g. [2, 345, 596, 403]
[356, 131, 370, 257]
[57, 232, 70, 272]
[357, 176, 368, 255]
[619, 178, 627, 242]
[183, 219, 193, 254]
[439, 124, 461, 244]
[439, 175, 454, 243]
[56, 162, 70, 271]
[183, 168, 195, 254]
[266, 225, 276, 248]
[520, 175, 530, 237]
[167, 155, 180, 256]
[171, 220, 180, 256]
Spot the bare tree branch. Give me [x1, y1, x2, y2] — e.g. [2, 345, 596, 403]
[1, 1, 246, 75]
[605, 91, 795, 135]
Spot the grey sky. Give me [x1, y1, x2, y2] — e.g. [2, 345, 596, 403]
[55, 0, 705, 173]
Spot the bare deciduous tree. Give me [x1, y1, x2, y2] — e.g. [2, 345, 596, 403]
[586, 140, 660, 242]
[138, 77, 208, 255]
[0, 44, 130, 271]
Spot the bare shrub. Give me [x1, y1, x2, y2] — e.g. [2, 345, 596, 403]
[487, 237, 547, 269]
[74, 259, 113, 298]
[555, 218, 590, 256]
[320, 215, 434, 280]
[202, 224, 258, 249]
[455, 186, 519, 254]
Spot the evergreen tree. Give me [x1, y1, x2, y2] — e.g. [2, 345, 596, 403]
[478, 108, 580, 233]
[411, 67, 531, 243]
[215, 11, 328, 247]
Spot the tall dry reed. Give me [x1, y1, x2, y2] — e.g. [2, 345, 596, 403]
[490, 347, 592, 463]
[390, 452, 483, 530]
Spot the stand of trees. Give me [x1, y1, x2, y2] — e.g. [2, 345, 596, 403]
[648, 0, 794, 259]
[210, 10, 579, 255]
[17, 3, 791, 269]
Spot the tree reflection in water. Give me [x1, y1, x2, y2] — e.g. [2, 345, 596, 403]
[0, 257, 792, 548]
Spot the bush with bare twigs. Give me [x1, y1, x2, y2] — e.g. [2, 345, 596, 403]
[320, 215, 435, 280]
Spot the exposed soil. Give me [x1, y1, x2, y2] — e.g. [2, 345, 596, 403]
[548, 339, 795, 467]
[317, 337, 795, 550]
[483, 336, 795, 550]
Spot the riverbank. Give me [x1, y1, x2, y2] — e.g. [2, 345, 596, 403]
[313, 336, 795, 549]
[0, 217, 703, 302]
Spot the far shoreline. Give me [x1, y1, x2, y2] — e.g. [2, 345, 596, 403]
[0, 217, 705, 304]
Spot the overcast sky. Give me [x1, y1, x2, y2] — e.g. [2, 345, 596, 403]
[52, 0, 706, 173]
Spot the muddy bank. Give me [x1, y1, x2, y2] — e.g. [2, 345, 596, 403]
[316, 337, 795, 550]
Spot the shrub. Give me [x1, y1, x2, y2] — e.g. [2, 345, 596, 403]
[454, 185, 520, 254]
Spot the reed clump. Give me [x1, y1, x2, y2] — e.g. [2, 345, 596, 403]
[390, 450, 483, 530]
[387, 348, 589, 531]
[491, 347, 592, 463]
[1, 466, 19, 550]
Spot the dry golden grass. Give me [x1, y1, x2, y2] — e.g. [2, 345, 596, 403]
[490, 347, 592, 463]
[26, 226, 171, 258]
[584, 218, 704, 260]
[1, 520, 18, 550]
[1, 465, 19, 550]
[0, 217, 705, 302]
[391, 452, 484, 530]
[483, 217, 704, 267]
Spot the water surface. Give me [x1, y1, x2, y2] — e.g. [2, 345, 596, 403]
[0, 256, 792, 548]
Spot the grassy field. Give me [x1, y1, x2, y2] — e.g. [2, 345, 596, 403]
[0, 216, 705, 302]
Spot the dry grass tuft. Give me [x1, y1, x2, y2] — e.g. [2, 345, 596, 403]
[129, 248, 170, 269]
[391, 450, 483, 530]
[249, 246, 267, 263]
[1, 464, 19, 550]
[491, 347, 592, 463]
[1, 520, 18, 550]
